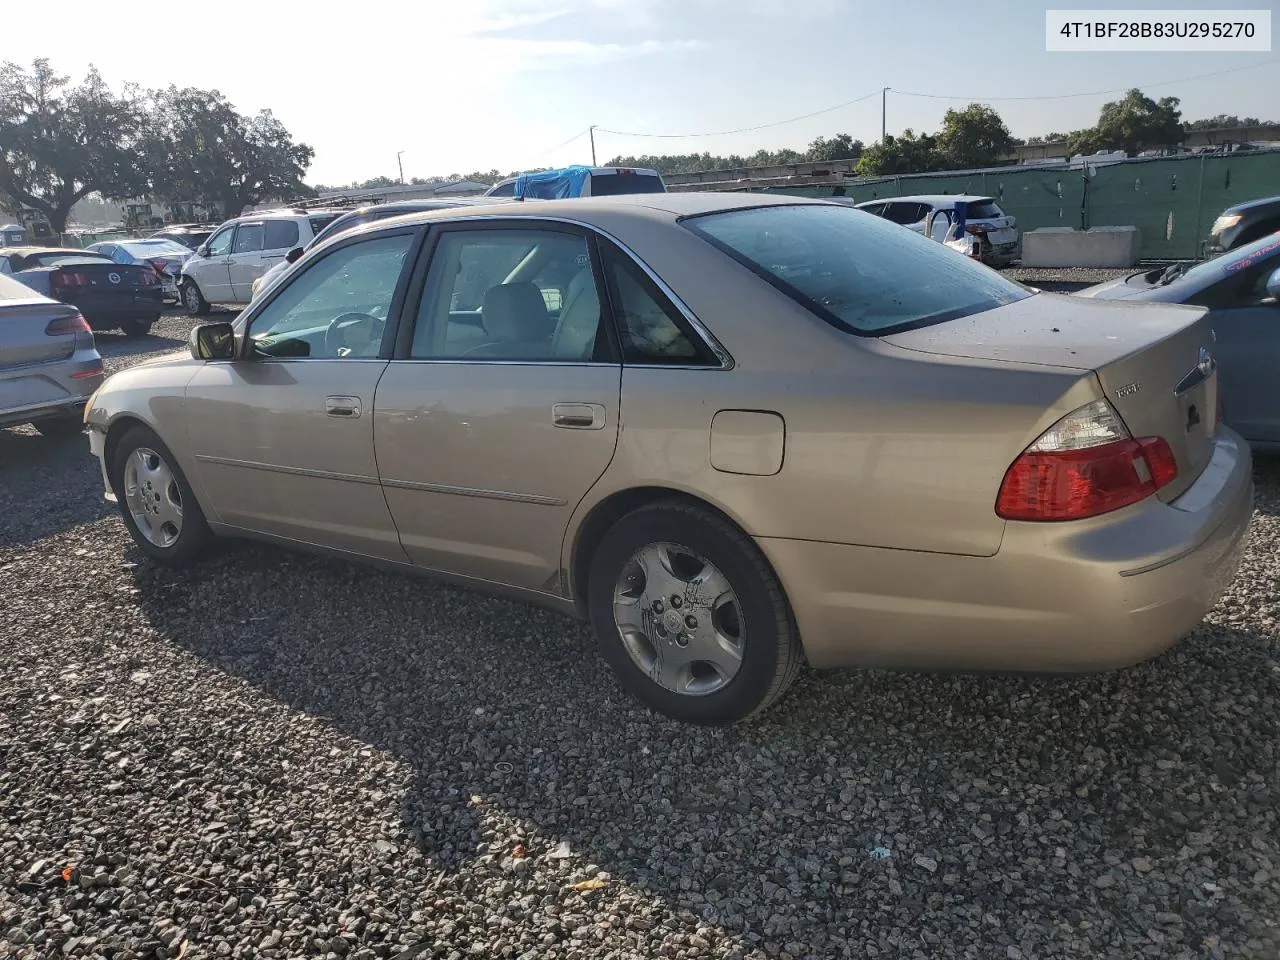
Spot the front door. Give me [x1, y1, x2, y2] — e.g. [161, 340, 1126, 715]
[184, 229, 418, 561]
[374, 223, 621, 592]
[188, 224, 235, 302]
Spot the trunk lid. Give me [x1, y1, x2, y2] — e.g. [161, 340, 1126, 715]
[48, 261, 157, 293]
[883, 293, 1218, 501]
[0, 299, 84, 368]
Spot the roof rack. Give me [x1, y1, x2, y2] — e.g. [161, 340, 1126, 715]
[280, 194, 387, 211]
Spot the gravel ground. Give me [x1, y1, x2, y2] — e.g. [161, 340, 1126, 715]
[1002, 267, 1134, 293]
[2, 309, 1279, 959]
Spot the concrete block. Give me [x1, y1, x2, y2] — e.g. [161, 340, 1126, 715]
[1021, 226, 1142, 268]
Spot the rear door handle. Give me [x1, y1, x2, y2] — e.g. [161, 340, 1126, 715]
[325, 396, 361, 418]
[552, 402, 605, 430]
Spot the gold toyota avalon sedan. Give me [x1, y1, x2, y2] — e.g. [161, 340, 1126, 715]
[85, 193, 1253, 724]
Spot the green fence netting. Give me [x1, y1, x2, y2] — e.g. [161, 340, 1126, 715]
[761, 150, 1280, 260]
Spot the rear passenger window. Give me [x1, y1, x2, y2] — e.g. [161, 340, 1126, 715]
[232, 224, 264, 253]
[603, 247, 714, 365]
[263, 220, 300, 250]
[883, 203, 924, 225]
[411, 229, 606, 362]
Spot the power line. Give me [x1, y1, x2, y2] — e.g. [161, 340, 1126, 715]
[596, 89, 882, 139]
[893, 56, 1280, 102]
[530, 127, 592, 159]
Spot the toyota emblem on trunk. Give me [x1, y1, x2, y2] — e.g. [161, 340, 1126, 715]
[107, 272, 121, 284]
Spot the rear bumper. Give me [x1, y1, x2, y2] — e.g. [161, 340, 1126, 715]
[759, 427, 1253, 671]
[64, 291, 165, 326]
[0, 353, 103, 428]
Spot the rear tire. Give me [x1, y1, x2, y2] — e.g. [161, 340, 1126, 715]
[586, 500, 803, 725]
[120, 317, 154, 338]
[33, 415, 83, 439]
[109, 425, 213, 566]
[182, 280, 210, 317]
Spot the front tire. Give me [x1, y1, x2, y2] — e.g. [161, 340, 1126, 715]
[587, 500, 803, 724]
[182, 280, 210, 317]
[109, 425, 212, 566]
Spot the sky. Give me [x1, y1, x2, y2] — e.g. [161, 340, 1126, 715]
[4, 0, 1278, 185]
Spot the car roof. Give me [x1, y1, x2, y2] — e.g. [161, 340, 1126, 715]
[1224, 195, 1280, 214]
[857, 194, 995, 206]
[359, 191, 822, 230]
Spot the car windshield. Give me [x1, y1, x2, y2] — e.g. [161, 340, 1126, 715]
[121, 240, 189, 256]
[29, 252, 111, 266]
[685, 204, 1031, 335]
[1180, 231, 1280, 284]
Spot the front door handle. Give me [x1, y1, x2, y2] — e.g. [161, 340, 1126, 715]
[552, 402, 605, 430]
[325, 395, 362, 418]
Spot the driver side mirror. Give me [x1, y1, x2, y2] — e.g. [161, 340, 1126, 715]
[285, 246, 304, 264]
[196, 244, 209, 258]
[189, 321, 236, 361]
[1266, 266, 1280, 303]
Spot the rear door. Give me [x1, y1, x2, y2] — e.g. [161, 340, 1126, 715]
[373, 221, 621, 591]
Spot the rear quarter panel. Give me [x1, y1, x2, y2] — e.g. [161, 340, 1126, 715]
[566, 208, 1103, 565]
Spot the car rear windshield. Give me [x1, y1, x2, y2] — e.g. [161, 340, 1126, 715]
[965, 200, 1004, 219]
[590, 172, 666, 196]
[685, 204, 1031, 335]
[309, 214, 344, 235]
[122, 240, 190, 256]
[28, 253, 112, 267]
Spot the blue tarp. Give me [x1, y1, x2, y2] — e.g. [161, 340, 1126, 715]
[514, 166, 592, 200]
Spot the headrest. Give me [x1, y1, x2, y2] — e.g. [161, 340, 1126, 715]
[481, 282, 551, 341]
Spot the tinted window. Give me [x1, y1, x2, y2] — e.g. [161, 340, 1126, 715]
[858, 202, 887, 216]
[263, 220, 300, 250]
[232, 223, 264, 253]
[310, 212, 374, 249]
[602, 246, 712, 365]
[487, 181, 516, 197]
[309, 214, 343, 236]
[248, 234, 412, 359]
[28, 253, 112, 267]
[411, 229, 605, 361]
[686, 204, 1030, 335]
[965, 200, 1003, 219]
[589, 172, 666, 196]
[883, 202, 925, 225]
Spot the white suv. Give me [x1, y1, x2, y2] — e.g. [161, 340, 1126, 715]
[855, 195, 1021, 267]
[178, 208, 347, 315]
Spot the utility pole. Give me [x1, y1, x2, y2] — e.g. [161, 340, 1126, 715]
[397, 151, 405, 184]
[589, 125, 597, 166]
[881, 88, 889, 142]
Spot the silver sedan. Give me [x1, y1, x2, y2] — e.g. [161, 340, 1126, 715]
[0, 272, 103, 436]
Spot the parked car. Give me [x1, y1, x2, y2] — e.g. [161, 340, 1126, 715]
[0, 246, 165, 337]
[484, 165, 666, 198]
[1205, 195, 1280, 255]
[178, 208, 347, 315]
[0, 271, 104, 436]
[86, 238, 192, 302]
[855, 194, 1021, 266]
[149, 224, 216, 252]
[1075, 231, 1280, 446]
[250, 197, 509, 302]
[86, 194, 1251, 724]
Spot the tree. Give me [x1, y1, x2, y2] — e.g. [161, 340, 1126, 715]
[1184, 114, 1266, 132]
[855, 130, 945, 176]
[805, 133, 864, 162]
[142, 86, 314, 219]
[936, 103, 1016, 168]
[0, 59, 148, 232]
[1071, 88, 1183, 156]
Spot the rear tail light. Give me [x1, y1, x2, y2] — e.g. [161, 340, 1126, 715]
[149, 258, 169, 276]
[135, 269, 159, 286]
[51, 271, 89, 289]
[45, 313, 91, 336]
[965, 224, 988, 235]
[71, 361, 103, 380]
[995, 399, 1179, 521]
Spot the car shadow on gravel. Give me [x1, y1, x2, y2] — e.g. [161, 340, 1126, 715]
[93, 329, 187, 361]
[0, 427, 110, 548]
[129, 539, 1280, 956]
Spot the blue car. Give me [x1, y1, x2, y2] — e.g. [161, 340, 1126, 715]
[86, 239, 192, 301]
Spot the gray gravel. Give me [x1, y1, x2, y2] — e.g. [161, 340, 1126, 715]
[2, 310, 1279, 959]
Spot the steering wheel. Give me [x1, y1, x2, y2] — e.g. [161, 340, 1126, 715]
[324, 312, 382, 357]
